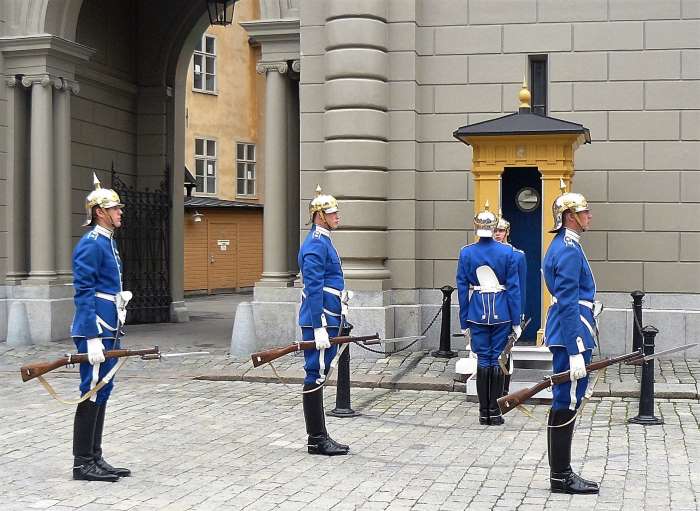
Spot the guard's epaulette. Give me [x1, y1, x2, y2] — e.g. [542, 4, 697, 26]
[87, 230, 99, 241]
[512, 246, 524, 254]
[563, 235, 576, 247]
[312, 230, 322, 239]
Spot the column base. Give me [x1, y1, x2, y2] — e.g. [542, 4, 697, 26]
[170, 300, 189, 323]
[256, 273, 296, 287]
[1, 282, 74, 344]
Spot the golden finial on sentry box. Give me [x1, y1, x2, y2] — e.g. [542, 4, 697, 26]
[519, 74, 531, 110]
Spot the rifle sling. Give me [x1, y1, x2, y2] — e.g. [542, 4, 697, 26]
[34, 356, 128, 406]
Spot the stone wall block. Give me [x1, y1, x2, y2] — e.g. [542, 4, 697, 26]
[387, 260, 417, 290]
[571, 170, 608, 202]
[588, 203, 644, 231]
[389, 141, 418, 170]
[589, 261, 644, 292]
[325, 109, 387, 140]
[300, 112, 324, 142]
[388, 201, 416, 229]
[300, 55, 324, 84]
[608, 232, 679, 261]
[390, 82, 417, 111]
[537, 0, 607, 22]
[549, 52, 607, 82]
[573, 82, 644, 111]
[646, 81, 700, 109]
[503, 23, 572, 53]
[468, 0, 536, 24]
[609, 111, 680, 141]
[435, 201, 473, 230]
[641, 310, 687, 355]
[681, 172, 700, 200]
[468, 54, 527, 84]
[388, 23, 416, 53]
[597, 309, 630, 355]
[435, 25, 502, 55]
[388, 170, 416, 199]
[680, 233, 700, 260]
[326, 169, 387, 199]
[645, 141, 700, 170]
[325, 79, 388, 110]
[575, 142, 644, 170]
[609, 171, 680, 202]
[417, 55, 469, 85]
[419, 114, 469, 143]
[434, 142, 472, 171]
[324, 139, 387, 169]
[645, 204, 700, 231]
[645, 20, 700, 49]
[326, 18, 387, 51]
[326, 0, 387, 21]
[336, 200, 387, 229]
[325, 48, 388, 80]
[434, 84, 501, 113]
[609, 51, 682, 80]
[611, 0, 681, 20]
[332, 230, 387, 258]
[417, 230, 470, 260]
[387, 230, 416, 259]
[418, 0, 468, 26]
[581, 231, 607, 261]
[682, 50, 700, 79]
[574, 22, 644, 51]
[416, 171, 469, 201]
[389, 111, 416, 141]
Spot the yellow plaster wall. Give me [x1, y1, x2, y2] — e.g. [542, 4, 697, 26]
[185, 0, 264, 203]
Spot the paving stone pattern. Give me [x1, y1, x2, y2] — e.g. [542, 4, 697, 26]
[1, 371, 699, 510]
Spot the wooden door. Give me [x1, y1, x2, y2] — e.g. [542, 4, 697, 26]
[207, 222, 238, 292]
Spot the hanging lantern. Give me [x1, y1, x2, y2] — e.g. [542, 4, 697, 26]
[206, 0, 239, 26]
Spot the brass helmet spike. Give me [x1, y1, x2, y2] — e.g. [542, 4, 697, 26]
[474, 200, 498, 237]
[496, 208, 510, 232]
[82, 172, 123, 227]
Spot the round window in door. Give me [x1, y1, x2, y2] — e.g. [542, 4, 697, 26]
[516, 187, 540, 212]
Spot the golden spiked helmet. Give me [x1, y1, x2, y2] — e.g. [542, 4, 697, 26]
[308, 185, 338, 225]
[82, 173, 124, 226]
[549, 178, 589, 232]
[474, 200, 498, 237]
[496, 209, 510, 233]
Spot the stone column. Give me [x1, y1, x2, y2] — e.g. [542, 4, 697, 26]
[5, 76, 28, 282]
[22, 74, 56, 281]
[286, 60, 301, 277]
[323, 0, 391, 289]
[257, 61, 293, 286]
[53, 78, 78, 280]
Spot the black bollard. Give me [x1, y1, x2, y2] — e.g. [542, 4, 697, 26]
[631, 290, 645, 352]
[432, 285, 457, 359]
[327, 323, 360, 418]
[628, 325, 664, 426]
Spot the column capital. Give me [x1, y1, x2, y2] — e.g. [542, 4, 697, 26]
[20, 74, 54, 88]
[291, 60, 300, 73]
[256, 61, 288, 75]
[55, 78, 80, 95]
[5, 76, 20, 88]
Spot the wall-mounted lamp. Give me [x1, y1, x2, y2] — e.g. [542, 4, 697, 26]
[192, 211, 204, 223]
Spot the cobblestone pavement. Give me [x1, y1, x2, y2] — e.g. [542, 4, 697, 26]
[1, 371, 699, 511]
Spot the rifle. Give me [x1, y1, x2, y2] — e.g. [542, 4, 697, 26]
[497, 343, 697, 415]
[498, 317, 532, 375]
[19, 346, 209, 383]
[251, 333, 380, 367]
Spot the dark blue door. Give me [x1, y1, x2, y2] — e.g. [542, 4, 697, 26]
[501, 167, 542, 343]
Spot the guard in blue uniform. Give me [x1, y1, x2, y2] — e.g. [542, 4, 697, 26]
[298, 186, 350, 456]
[493, 214, 527, 396]
[71, 174, 132, 482]
[542, 181, 600, 495]
[456, 202, 521, 426]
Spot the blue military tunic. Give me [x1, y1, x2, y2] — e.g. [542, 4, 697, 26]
[456, 237, 521, 367]
[543, 228, 597, 410]
[298, 225, 345, 385]
[507, 244, 527, 323]
[71, 225, 123, 404]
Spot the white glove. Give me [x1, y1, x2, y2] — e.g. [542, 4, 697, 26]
[86, 338, 106, 365]
[313, 327, 331, 350]
[569, 353, 587, 381]
[462, 328, 471, 344]
[512, 325, 522, 340]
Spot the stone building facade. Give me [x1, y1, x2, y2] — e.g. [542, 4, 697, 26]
[1, 0, 698, 357]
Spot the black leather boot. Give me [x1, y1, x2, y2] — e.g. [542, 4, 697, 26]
[476, 366, 490, 425]
[73, 401, 119, 482]
[488, 367, 505, 426]
[549, 408, 599, 494]
[303, 384, 348, 456]
[93, 403, 131, 477]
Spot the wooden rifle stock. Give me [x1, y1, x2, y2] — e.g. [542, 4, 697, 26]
[497, 349, 644, 415]
[20, 347, 160, 383]
[251, 334, 380, 367]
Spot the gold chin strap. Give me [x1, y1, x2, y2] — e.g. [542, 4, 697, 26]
[35, 357, 128, 406]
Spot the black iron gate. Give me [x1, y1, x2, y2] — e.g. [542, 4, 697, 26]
[112, 168, 172, 323]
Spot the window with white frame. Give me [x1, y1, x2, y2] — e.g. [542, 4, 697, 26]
[195, 138, 217, 194]
[236, 142, 256, 196]
[193, 35, 216, 92]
